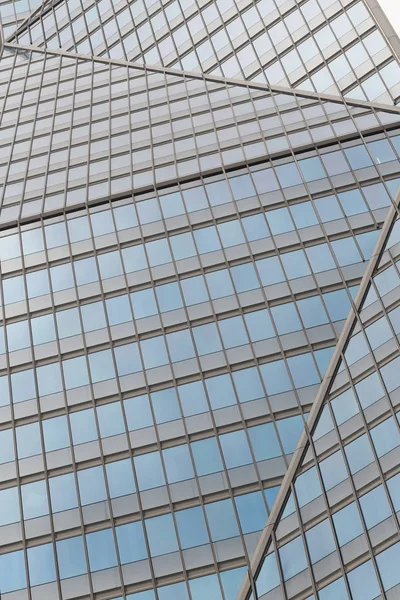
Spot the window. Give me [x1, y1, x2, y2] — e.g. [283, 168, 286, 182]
[106, 459, 136, 498]
[86, 529, 118, 571]
[145, 514, 179, 556]
[49, 473, 78, 512]
[50, 263, 74, 291]
[16, 422, 41, 459]
[163, 445, 194, 483]
[360, 485, 391, 528]
[124, 395, 153, 430]
[376, 542, 400, 591]
[205, 499, 239, 541]
[97, 402, 125, 437]
[0, 487, 20, 525]
[176, 506, 209, 549]
[319, 577, 348, 599]
[134, 452, 165, 490]
[235, 491, 267, 534]
[189, 574, 222, 600]
[319, 451, 347, 490]
[347, 560, 380, 600]
[370, 417, 400, 457]
[260, 359, 292, 395]
[232, 367, 264, 403]
[279, 536, 307, 580]
[11, 368, 36, 403]
[57, 536, 87, 579]
[78, 466, 107, 505]
[178, 380, 208, 416]
[193, 323, 222, 355]
[140, 336, 169, 369]
[256, 552, 280, 595]
[70, 409, 98, 445]
[81, 301, 106, 332]
[205, 373, 236, 409]
[116, 522, 147, 564]
[220, 430, 252, 468]
[63, 356, 89, 388]
[306, 519, 335, 562]
[345, 144, 373, 170]
[151, 388, 181, 423]
[249, 423, 281, 461]
[98, 250, 123, 278]
[27, 543, 56, 586]
[166, 329, 195, 362]
[0, 550, 26, 592]
[191, 437, 223, 476]
[345, 435, 375, 474]
[43, 416, 70, 452]
[295, 468, 322, 507]
[114, 342, 142, 375]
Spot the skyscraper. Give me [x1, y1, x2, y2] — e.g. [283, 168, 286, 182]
[1, 1, 400, 599]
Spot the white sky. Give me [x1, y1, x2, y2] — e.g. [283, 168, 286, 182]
[378, 0, 400, 36]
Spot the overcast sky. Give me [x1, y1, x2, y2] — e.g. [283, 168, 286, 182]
[378, 0, 400, 36]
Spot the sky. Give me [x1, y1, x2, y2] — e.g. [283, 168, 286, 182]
[378, 0, 400, 36]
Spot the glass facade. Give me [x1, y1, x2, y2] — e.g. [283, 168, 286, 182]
[0, 1, 400, 600]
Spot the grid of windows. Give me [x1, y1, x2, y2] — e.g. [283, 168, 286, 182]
[1, 1, 400, 600]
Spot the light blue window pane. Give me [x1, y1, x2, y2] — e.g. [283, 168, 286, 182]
[370, 417, 400, 457]
[290, 202, 319, 228]
[323, 289, 351, 321]
[320, 451, 347, 490]
[319, 578, 348, 599]
[151, 388, 181, 423]
[235, 491, 267, 534]
[27, 269, 51, 298]
[90, 210, 114, 236]
[205, 180, 230, 206]
[218, 220, 245, 247]
[0, 551, 26, 592]
[116, 522, 147, 564]
[220, 430, 252, 468]
[176, 506, 209, 549]
[281, 249, 311, 279]
[11, 368, 35, 403]
[43, 415, 70, 452]
[338, 189, 367, 216]
[106, 295, 132, 325]
[141, 336, 169, 369]
[86, 529, 118, 571]
[221, 567, 247, 598]
[49, 473, 78, 512]
[205, 499, 239, 541]
[381, 356, 400, 392]
[376, 542, 400, 591]
[183, 185, 209, 211]
[160, 191, 185, 218]
[306, 519, 336, 563]
[28, 543, 56, 586]
[206, 269, 234, 299]
[260, 360, 292, 395]
[276, 162, 302, 187]
[31, 313, 56, 345]
[0, 375, 10, 408]
[56, 307, 81, 338]
[190, 574, 222, 600]
[50, 263, 74, 292]
[298, 156, 326, 181]
[135, 452, 165, 490]
[106, 459, 135, 497]
[267, 207, 295, 234]
[181, 275, 209, 305]
[114, 342, 142, 375]
[89, 349, 115, 382]
[306, 243, 336, 273]
[229, 173, 256, 200]
[57, 536, 87, 579]
[232, 367, 264, 402]
[169, 233, 197, 260]
[295, 468, 322, 507]
[21, 480, 48, 520]
[70, 409, 97, 445]
[193, 322, 222, 355]
[368, 139, 397, 164]
[256, 256, 285, 285]
[279, 536, 307, 580]
[158, 582, 189, 600]
[356, 230, 380, 260]
[122, 245, 147, 272]
[271, 303, 301, 334]
[81, 302, 106, 332]
[331, 388, 359, 425]
[252, 167, 279, 193]
[131, 288, 157, 318]
[387, 473, 400, 511]
[360, 486, 391, 528]
[127, 592, 155, 600]
[98, 251, 123, 278]
[256, 553, 280, 595]
[314, 194, 343, 222]
[137, 198, 161, 224]
[93, 398, 124, 438]
[194, 227, 221, 254]
[63, 356, 89, 388]
[206, 373, 236, 409]
[332, 238, 361, 266]
[16, 422, 41, 458]
[345, 145, 373, 169]
[0, 487, 20, 525]
[78, 466, 107, 505]
[178, 380, 208, 416]
[317, 346, 335, 375]
[231, 262, 259, 292]
[333, 502, 363, 546]
[219, 315, 248, 348]
[163, 445, 194, 483]
[297, 296, 328, 327]
[288, 353, 320, 388]
[249, 423, 281, 460]
[124, 395, 153, 430]
[68, 216, 90, 241]
[348, 560, 380, 600]
[167, 329, 196, 362]
[7, 320, 30, 351]
[277, 415, 304, 454]
[113, 204, 138, 229]
[3, 275, 25, 304]
[345, 435, 375, 473]
[36, 362, 63, 397]
[355, 372, 384, 409]
[145, 513, 179, 556]
[191, 437, 223, 475]
[344, 332, 369, 365]
[242, 214, 270, 241]
[156, 282, 183, 312]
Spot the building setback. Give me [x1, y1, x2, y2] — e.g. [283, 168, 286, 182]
[0, 1, 400, 599]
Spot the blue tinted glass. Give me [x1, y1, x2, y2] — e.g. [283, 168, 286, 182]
[345, 145, 373, 169]
[235, 491, 267, 533]
[205, 373, 236, 409]
[141, 336, 169, 369]
[156, 282, 183, 312]
[16, 422, 41, 458]
[91, 211, 114, 236]
[219, 316, 248, 348]
[106, 295, 132, 325]
[290, 202, 319, 228]
[122, 245, 147, 272]
[116, 522, 147, 564]
[106, 459, 135, 497]
[49, 473, 78, 512]
[295, 468, 322, 507]
[0, 487, 19, 525]
[368, 139, 397, 164]
[320, 451, 347, 490]
[151, 388, 181, 423]
[31, 313, 56, 345]
[114, 342, 142, 375]
[376, 542, 400, 591]
[190, 574, 222, 600]
[242, 214, 270, 241]
[27, 269, 51, 297]
[167, 329, 196, 362]
[221, 567, 247, 598]
[306, 519, 335, 563]
[218, 220, 245, 247]
[43, 415, 70, 452]
[176, 506, 209, 549]
[97, 402, 125, 437]
[56, 307, 81, 338]
[183, 185, 209, 211]
[232, 367, 264, 402]
[205, 180, 230, 206]
[194, 226, 221, 253]
[314, 194, 343, 221]
[178, 380, 208, 416]
[387, 473, 400, 511]
[288, 353, 320, 388]
[220, 430, 252, 468]
[298, 156, 326, 181]
[191, 437, 223, 476]
[137, 198, 161, 224]
[86, 529, 118, 571]
[3, 275, 25, 304]
[345, 435, 374, 473]
[7, 320, 30, 351]
[57, 536, 87, 579]
[333, 502, 363, 545]
[21, 480, 48, 519]
[256, 256, 285, 285]
[145, 513, 179, 556]
[163, 445, 194, 483]
[271, 303, 301, 334]
[306, 243, 336, 272]
[260, 360, 292, 395]
[256, 553, 280, 595]
[70, 409, 97, 444]
[50, 263, 74, 292]
[181, 275, 209, 305]
[267, 207, 294, 234]
[279, 536, 307, 580]
[332, 238, 361, 266]
[231, 262, 259, 292]
[347, 560, 380, 600]
[113, 204, 138, 229]
[360, 486, 391, 528]
[338, 189, 367, 216]
[68, 216, 90, 241]
[124, 395, 153, 430]
[323, 289, 351, 321]
[28, 543, 56, 585]
[319, 577, 348, 599]
[74, 257, 98, 285]
[277, 415, 304, 454]
[158, 582, 189, 600]
[160, 191, 185, 218]
[252, 168, 279, 193]
[0, 551, 26, 592]
[370, 417, 400, 457]
[81, 301, 106, 331]
[297, 296, 328, 327]
[249, 423, 281, 460]
[147, 239, 172, 267]
[206, 269, 234, 299]
[98, 250, 124, 278]
[276, 162, 302, 187]
[11, 368, 35, 403]
[78, 466, 107, 505]
[229, 174, 256, 199]
[206, 499, 239, 541]
[134, 452, 165, 490]
[89, 349, 115, 383]
[193, 323, 222, 355]
[63, 356, 89, 388]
